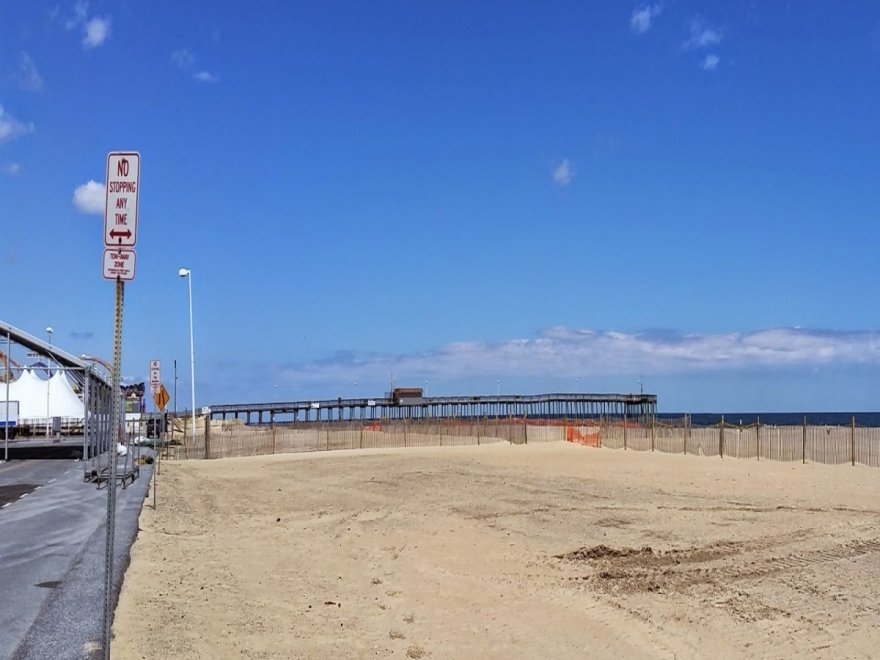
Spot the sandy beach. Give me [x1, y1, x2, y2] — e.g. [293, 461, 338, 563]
[113, 442, 880, 659]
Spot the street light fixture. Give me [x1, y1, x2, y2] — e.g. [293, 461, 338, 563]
[179, 268, 196, 447]
[81, 354, 112, 375]
[46, 327, 53, 438]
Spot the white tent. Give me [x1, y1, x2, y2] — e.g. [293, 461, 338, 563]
[7, 369, 47, 419]
[48, 371, 86, 418]
[5, 369, 84, 421]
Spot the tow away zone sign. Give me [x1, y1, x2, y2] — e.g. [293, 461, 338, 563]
[103, 248, 136, 281]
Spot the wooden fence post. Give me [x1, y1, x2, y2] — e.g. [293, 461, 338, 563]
[404, 418, 408, 448]
[524, 415, 528, 445]
[623, 412, 628, 451]
[204, 415, 211, 460]
[756, 416, 761, 461]
[720, 415, 724, 459]
[802, 415, 807, 464]
[851, 416, 856, 467]
[359, 422, 364, 450]
[651, 415, 655, 452]
[271, 414, 276, 454]
[684, 415, 688, 455]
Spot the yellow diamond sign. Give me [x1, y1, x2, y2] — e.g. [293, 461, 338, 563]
[153, 384, 170, 412]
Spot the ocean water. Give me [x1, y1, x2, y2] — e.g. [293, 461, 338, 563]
[658, 412, 880, 427]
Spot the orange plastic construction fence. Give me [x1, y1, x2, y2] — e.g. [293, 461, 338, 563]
[565, 425, 600, 448]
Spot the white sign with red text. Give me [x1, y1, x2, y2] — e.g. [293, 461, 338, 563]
[104, 152, 140, 248]
[150, 360, 161, 395]
[102, 248, 137, 281]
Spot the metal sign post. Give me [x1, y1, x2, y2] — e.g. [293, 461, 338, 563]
[154, 416, 160, 510]
[102, 278, 124, 660]
[102, 150, 140, 660]
[150, 360, 162, 510]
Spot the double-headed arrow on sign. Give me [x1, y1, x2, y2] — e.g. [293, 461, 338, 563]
[109, 229, 132, 240]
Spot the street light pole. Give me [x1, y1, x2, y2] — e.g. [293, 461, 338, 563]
[179, 268, 196, 447]
[46, 327, 53, 438]
[4, 328, 10, 462]
[173, 359, 177, 438]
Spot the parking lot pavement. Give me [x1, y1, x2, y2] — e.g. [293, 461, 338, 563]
[0, 457, 152, 660]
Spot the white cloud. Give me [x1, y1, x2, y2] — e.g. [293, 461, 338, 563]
[2, 163, 23, 176]
[65, 1, 88, 30]
[630, 4, 662, 34]
[701, 54, 720, 71]
[193, 70, 219, 83]
[553, 159, 573, 187]
[0, 105, 34, 143]
[72, 180, 105, 215]
[18, 52, 44, 92]
[684, 17, 722, 49]
[63, 2, 111, 49]
[171, 49, 195, 69]
[172, 48, 219, 83]
[83, 16, 110, 48]
[273, 327, 880, 388]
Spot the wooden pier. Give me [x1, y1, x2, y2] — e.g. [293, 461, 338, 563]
[208, 392, 657, 425]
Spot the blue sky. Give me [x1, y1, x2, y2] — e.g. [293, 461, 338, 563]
[2, 1, 880, 412]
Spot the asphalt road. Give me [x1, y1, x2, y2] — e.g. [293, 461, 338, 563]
[3, 436, 90, 461]
[0, 456, 153, 659]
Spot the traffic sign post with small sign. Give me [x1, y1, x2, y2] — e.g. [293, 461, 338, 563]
[101, 150, 141, 660]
